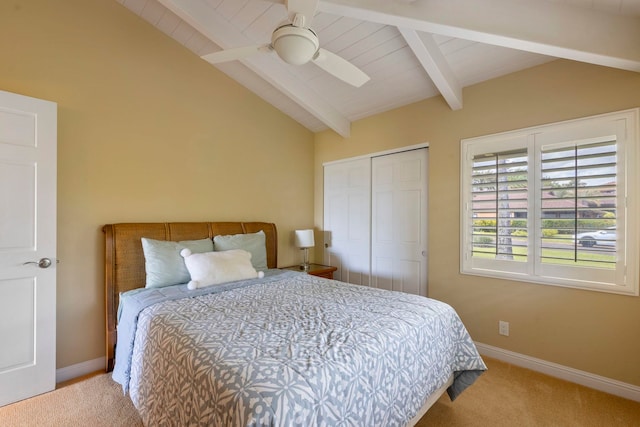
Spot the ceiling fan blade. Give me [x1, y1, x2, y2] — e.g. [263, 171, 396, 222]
[286, 0, 318, 27]
[201, 44, 270, 64]
[312, 48, 370, 87]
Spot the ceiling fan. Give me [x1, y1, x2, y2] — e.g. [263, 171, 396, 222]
[200, 0, 370, 87]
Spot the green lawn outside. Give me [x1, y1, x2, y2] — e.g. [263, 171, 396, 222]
[472, 245, 615, 268]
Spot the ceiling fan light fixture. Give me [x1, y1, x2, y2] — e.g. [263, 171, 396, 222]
[271, 25, 319, 65]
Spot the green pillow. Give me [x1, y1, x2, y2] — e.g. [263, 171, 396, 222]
[213, 230, 268, 271]
[141, 237, 213, 288]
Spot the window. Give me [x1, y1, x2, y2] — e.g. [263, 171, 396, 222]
[461, 109, 639, 295]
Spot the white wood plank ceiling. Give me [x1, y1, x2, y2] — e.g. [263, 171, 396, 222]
[116, 0, 640, 137]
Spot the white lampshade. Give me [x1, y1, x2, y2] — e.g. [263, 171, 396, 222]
[295, 229, 315, 248]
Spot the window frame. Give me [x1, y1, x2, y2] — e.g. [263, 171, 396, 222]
[460, 109, 639, 296]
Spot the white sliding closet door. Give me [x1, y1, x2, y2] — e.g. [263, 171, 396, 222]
[323, 158, 371, 285]
[323, 147, 428, 295]
[372, 148, 428, 296]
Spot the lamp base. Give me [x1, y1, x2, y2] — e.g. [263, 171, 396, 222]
[300, 247, 310, 272]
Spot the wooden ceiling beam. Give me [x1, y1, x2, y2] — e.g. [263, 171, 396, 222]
[398, 28, 462, 110]
[321, 0, 640, 72]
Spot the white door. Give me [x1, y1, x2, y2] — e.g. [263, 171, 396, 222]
[0, 90, 57, 406]
[323, 158, 371, 285]
[371, 148, 428, 296]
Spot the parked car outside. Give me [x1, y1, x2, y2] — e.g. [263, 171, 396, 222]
[573, 227, 616, 247]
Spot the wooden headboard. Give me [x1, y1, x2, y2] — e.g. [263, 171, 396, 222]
[103, 221, 278, 372]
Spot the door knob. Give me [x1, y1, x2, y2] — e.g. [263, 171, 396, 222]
[23, 258, 53, 268]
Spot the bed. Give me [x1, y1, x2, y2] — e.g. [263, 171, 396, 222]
[104, 221, 486, 426]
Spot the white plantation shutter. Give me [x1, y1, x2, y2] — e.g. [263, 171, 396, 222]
[471, 149, 528, 262]
[461, 109, 638, 295]
[539, 139, 617, 269]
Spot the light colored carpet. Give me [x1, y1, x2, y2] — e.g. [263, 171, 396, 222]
[0, 372, 142, 427]
[417, 358, 640, 427]
[1, 357, 638, 426]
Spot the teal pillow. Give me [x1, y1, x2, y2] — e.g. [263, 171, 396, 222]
[141, 237, 213, 288]
[213, 230, 268, 271]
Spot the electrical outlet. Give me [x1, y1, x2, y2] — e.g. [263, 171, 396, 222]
[499, 320, 510, 336]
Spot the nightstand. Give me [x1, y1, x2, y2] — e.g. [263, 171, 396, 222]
[281, 263, 337, 279]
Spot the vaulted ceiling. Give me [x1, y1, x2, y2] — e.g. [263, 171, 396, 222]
[117, 0, 640, 137]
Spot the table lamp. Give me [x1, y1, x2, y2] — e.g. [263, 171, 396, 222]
[294, 229, 315, 271]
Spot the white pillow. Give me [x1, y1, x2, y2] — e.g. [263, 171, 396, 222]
[180, 248, 264, 290]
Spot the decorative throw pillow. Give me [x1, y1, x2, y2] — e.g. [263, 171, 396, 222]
[141, 237, 213, 288]
[180, 248, 264, 290]
[213, 230, 268, 270]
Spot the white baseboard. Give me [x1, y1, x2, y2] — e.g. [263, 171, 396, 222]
[475, 342, 640, 403]
[56, 357, 106, 384]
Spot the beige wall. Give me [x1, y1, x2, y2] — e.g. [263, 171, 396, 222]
[314, 60, 640, 386]
[0, 0, 314, 369]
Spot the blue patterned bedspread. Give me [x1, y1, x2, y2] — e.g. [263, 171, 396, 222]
[114, 270, 486, 426]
